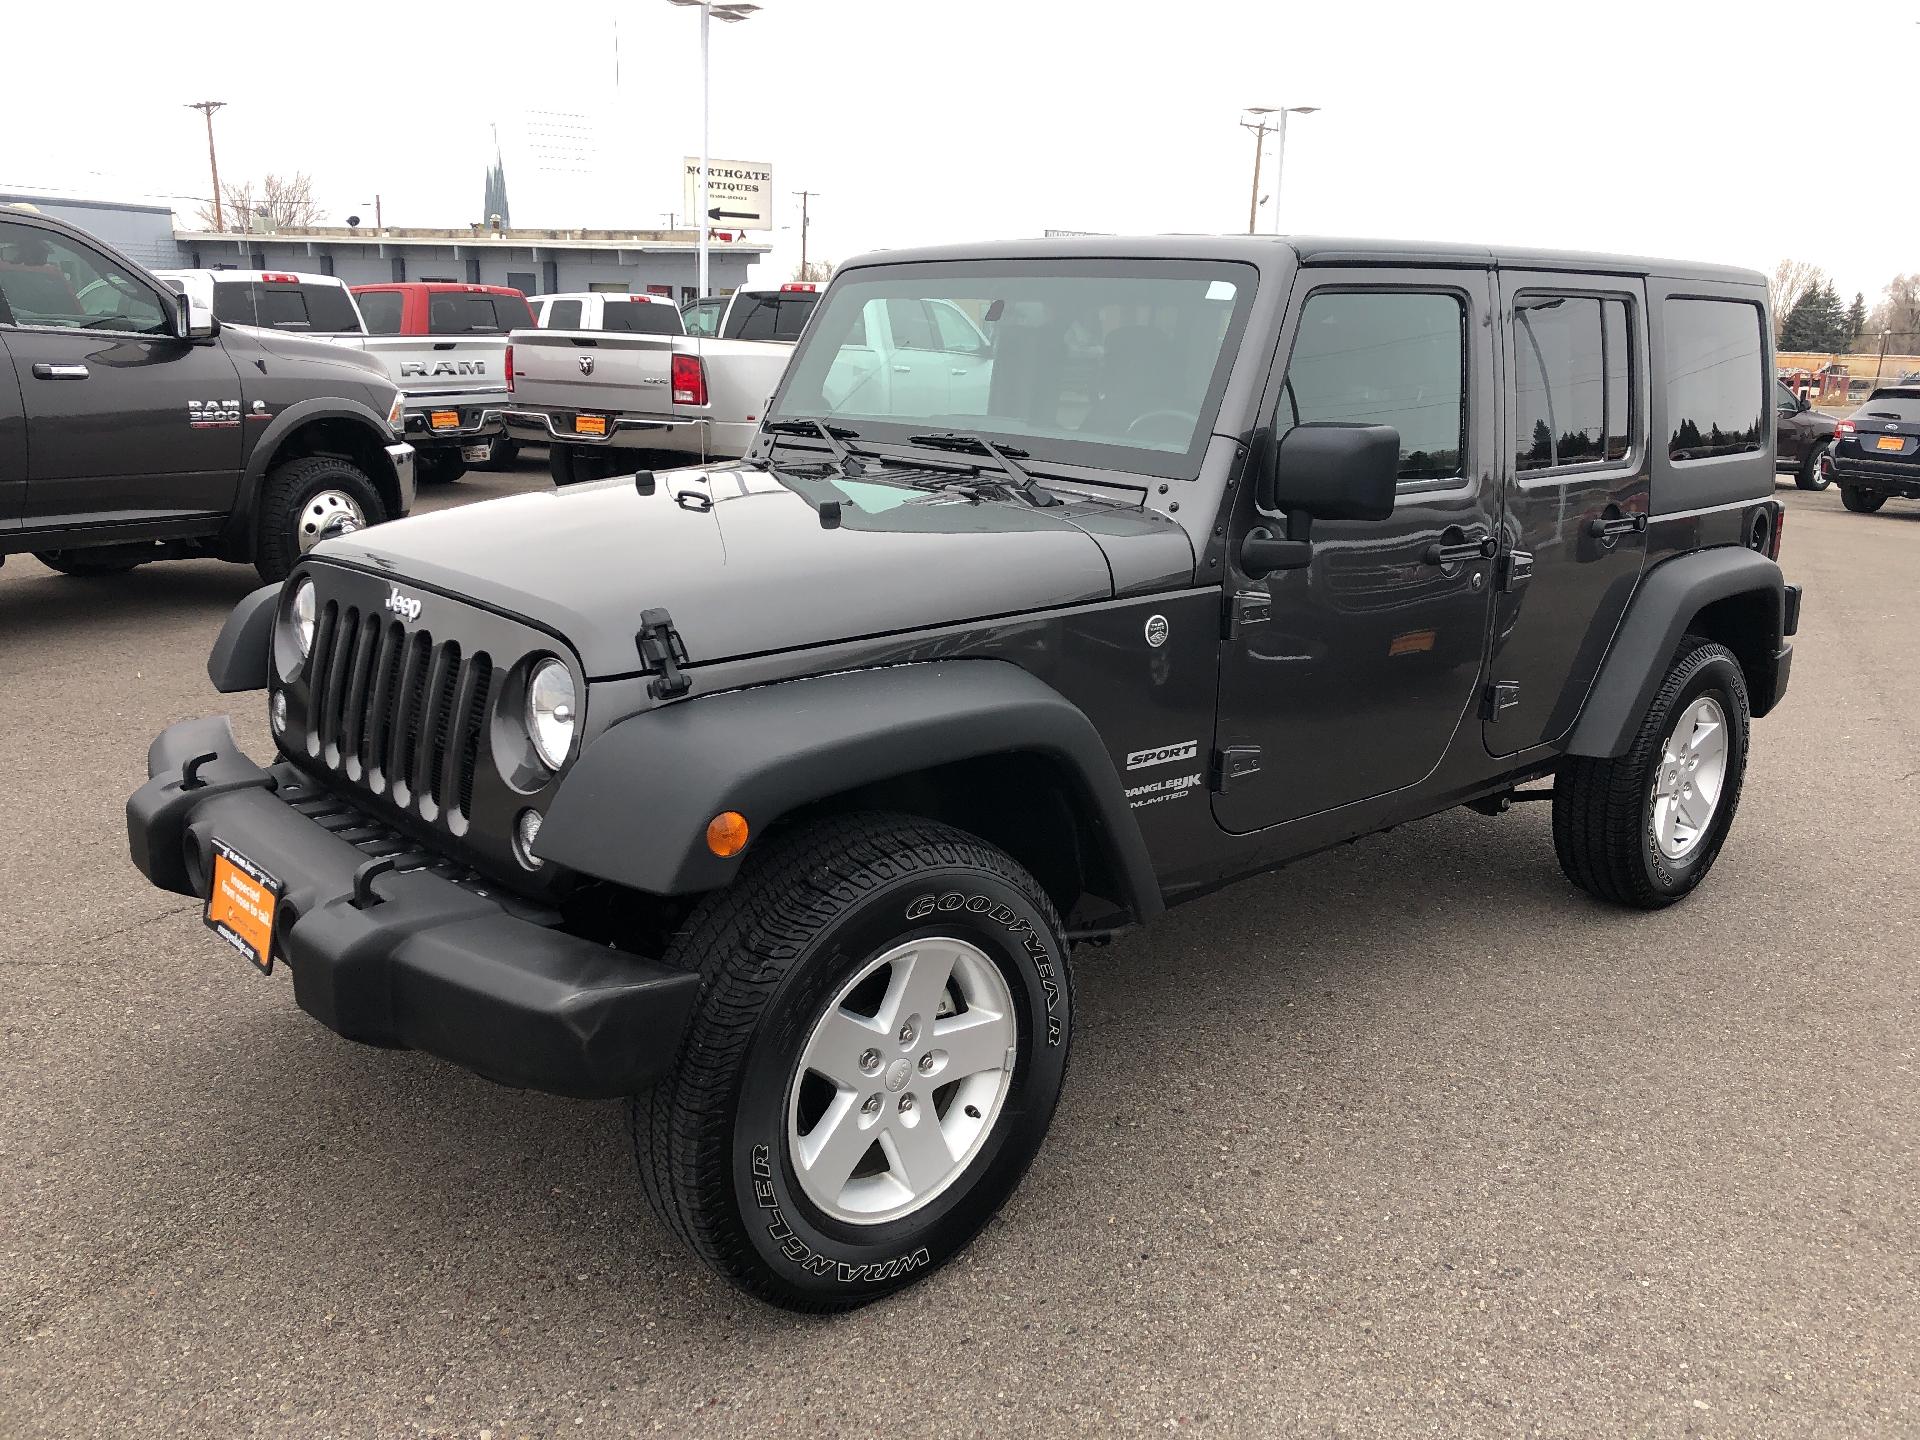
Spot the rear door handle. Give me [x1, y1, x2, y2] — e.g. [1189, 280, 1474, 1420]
[891, 365, 912, 374]
[1587, 512, 1648, 538]
[32, 363, 89, 380]
[1421, 527, 1496, 565]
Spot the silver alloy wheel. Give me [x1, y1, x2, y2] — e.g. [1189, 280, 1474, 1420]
[1650, 695, 1729, 860]
[788, 936, 1017, 1225]
[296, 490, 366, 553]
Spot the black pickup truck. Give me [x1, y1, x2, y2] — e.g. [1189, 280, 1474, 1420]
[0, 208, 414, 581]
[129, 235, 1797, 1311]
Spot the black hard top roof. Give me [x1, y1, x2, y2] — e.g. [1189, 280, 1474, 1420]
[837, 233, 1763, 286]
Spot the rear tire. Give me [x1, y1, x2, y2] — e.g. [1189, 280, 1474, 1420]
[1795, 449, 1831, 491]
[631, 813, 1073, 1312]
[253, 455, 386, 583]
[32, 549, 142, 576]
[1553, 637, 1750, 910]
[1840, 486, 1886, 513]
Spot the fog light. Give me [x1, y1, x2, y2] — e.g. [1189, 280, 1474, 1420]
[514, 808, 544, 870]
[271, 690, 288, 733]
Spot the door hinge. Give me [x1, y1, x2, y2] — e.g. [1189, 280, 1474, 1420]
[1496, 549, 1534, 593]
[1211, 746, 1263, 793]
[1221, 590, 1271, 639]
[1480, 680, 1521, 721]
[635, 607, 692, 699]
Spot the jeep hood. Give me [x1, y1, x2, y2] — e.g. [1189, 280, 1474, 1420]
[314, 463, 1193, 677]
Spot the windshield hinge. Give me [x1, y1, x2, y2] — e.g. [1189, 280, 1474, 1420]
[635, 608, 692, 699]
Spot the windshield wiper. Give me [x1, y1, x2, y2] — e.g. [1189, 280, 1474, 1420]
[762, 416, 869, 476]
[905, 432, 1061, 507]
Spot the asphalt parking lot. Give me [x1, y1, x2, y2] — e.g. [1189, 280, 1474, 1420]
[1, 470, 1914, 1438]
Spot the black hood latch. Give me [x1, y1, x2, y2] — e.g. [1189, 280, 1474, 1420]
[635, 608, 692, 700]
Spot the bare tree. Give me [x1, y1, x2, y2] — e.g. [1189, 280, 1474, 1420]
[791, 258, 835, 283]
[1866, 274, 1920, 349]
[193, 172, 326, 232]
[1768, 259, 1826, 342]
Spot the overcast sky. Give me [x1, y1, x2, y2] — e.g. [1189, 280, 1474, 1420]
[3, 0, 1912, 303]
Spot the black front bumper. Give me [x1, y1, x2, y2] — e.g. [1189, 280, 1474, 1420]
[127, 717, 699, 1099]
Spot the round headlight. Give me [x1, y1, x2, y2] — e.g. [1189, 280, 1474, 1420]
[290, 579, 317, 659]
[526, 658, 577, 770]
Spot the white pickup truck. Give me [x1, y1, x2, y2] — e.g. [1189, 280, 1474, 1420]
[528, 291, 684, 333]
[156, 270, 518, 482]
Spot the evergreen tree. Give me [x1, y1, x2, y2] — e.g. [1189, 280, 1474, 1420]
[1844, 292, 1867, 351]
[1780, 289, 1824, 350]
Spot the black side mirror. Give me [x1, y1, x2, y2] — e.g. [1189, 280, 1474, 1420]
[1797, 394, 1811, 413]
[1244, 422, 1400, 578]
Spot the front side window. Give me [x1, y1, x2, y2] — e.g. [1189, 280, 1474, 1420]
[683, 300, 721, 337]
[1664, 298, 1764, 462]
[1512, 293, 1636, 472]
[771, 259, 1256, 478]
[1279, 289, 1466, 483]
[0, 220, 168, 334]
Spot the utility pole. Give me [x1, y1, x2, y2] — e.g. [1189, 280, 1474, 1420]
[793, 189, 817, 276]
[186, 100, 227, 231]
[1240, 112, 1277, 236]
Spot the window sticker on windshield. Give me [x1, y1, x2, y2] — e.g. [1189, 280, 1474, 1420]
[1206, 280, 1238, 301]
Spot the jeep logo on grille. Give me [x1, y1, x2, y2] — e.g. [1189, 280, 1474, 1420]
[384, 586, 423, 623]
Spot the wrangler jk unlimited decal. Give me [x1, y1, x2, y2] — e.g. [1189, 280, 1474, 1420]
[751, 1146, 932, 1282]
[904, 892, 1062, 1045]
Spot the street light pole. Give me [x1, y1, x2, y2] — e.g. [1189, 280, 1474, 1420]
[1268, 106, 1319, 235]
[793, 189, 817, 276]
[668, 0, 761, 300]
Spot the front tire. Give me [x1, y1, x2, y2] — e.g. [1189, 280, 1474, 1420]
[1841, 486, 1886, 513]
[632, 814, 1074, 1311]
[1795, 448, 1831, 491]
[1553, 638, 1750, 910]
[253, 455, 386, 583]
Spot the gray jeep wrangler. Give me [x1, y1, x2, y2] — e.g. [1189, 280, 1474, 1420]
[128, 237, 1798, 1310]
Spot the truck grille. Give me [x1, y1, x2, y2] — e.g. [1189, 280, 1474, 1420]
[303, 601, 494, 829]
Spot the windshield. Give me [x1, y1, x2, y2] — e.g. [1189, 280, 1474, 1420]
[603, 301, 684, 335]
[769, 259, 1256, 478]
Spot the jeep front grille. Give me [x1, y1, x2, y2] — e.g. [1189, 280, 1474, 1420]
[303, 601, 493, 829]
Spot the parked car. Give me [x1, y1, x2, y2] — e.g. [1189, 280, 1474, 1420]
[0, 210, 413, 582]
[130, 235, 1797, 1313]
[351, 282, 536, 478]
[529, 291, 685, 334]
[1773, 377, 1838, 490]
[1829, 385, 1920, 513]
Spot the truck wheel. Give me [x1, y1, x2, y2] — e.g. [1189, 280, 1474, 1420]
[1795, 449, 1831, 491]
[416, 451, 467, 485]
[33, 549, 142, 576]
[254, 455, 386, 584]
[1552, 638, 1750, 910]
[632, 813, 1074, 1311]
[1840, 486, 1886, 513]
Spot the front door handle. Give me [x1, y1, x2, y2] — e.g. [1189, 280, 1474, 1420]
[1421, 527, 1496, 566]
[32, 363, 89, 380]
[1587, 512, 1648, 539]
[891, 365, 912, 374]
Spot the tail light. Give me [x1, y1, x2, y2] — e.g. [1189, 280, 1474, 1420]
[672, 353, 708, 406]
[1770, 505, 1785, 560]
[1835, 419, 1856, 438]
[505, 343, 514, 394]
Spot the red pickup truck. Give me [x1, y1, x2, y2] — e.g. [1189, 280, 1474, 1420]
[349, 282, 536, 479]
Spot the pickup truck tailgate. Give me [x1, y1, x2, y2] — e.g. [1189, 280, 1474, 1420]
[358, 336, 509, 396]
[511, 331, 675, 413]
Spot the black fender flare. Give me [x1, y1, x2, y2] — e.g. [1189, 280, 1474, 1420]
[1566, 547, 1788, 758]
[537, 659, 1166, 920]
[206, 582, 282, 692]
[222, 398, 399, 551]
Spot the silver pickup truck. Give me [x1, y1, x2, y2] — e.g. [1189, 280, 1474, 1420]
[499, 304, 798, 485]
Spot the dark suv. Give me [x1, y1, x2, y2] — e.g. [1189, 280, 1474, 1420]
[128, 236, 1797, 1312]
[1829, 386, 1920, 513]
[0, 209, 414, 581]
[1774, 378, 1838, 490]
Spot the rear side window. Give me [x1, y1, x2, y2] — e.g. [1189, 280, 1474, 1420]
[357, 291, 403, 334]
[545, 299, 583, 329]
[1512, 294, 1635, 472]
[1280, 289, 1466, 484]
[251, 282, 360, 333]
[724, 292, 816, 341]
[1664, 299, 1765, 462]
[603, 301, 682, 335]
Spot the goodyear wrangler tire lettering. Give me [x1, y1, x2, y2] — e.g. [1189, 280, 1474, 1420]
[631, 813, 1073, 1312]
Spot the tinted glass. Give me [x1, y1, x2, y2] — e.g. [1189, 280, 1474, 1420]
[1664, 299, 1764, 461]
[1855, 393, 1920, 422]
[212, 283, 257, 326]
[724, 292, 817, 341]
[1513, 296, 1604, 470]
[603, 301, 683, 335]
[546, 299, 583, 329]
[251, 283, 360, 332]
[1775, 380, 1799, 410]
[1281, 290, 1466, 482]
[429, 293, 501, 334]
[357, 290, 403, 334]
[1604, 298, 1632, 460]
[492, 294, 536, 329]
[0, 220, 169, 334]
[772, 260, 1255, 476]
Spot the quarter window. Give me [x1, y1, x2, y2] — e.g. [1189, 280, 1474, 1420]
[1664, 299, 1765, 462]
[1512, 294, 1636, 472]
[1280, 290, 1466, 484]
